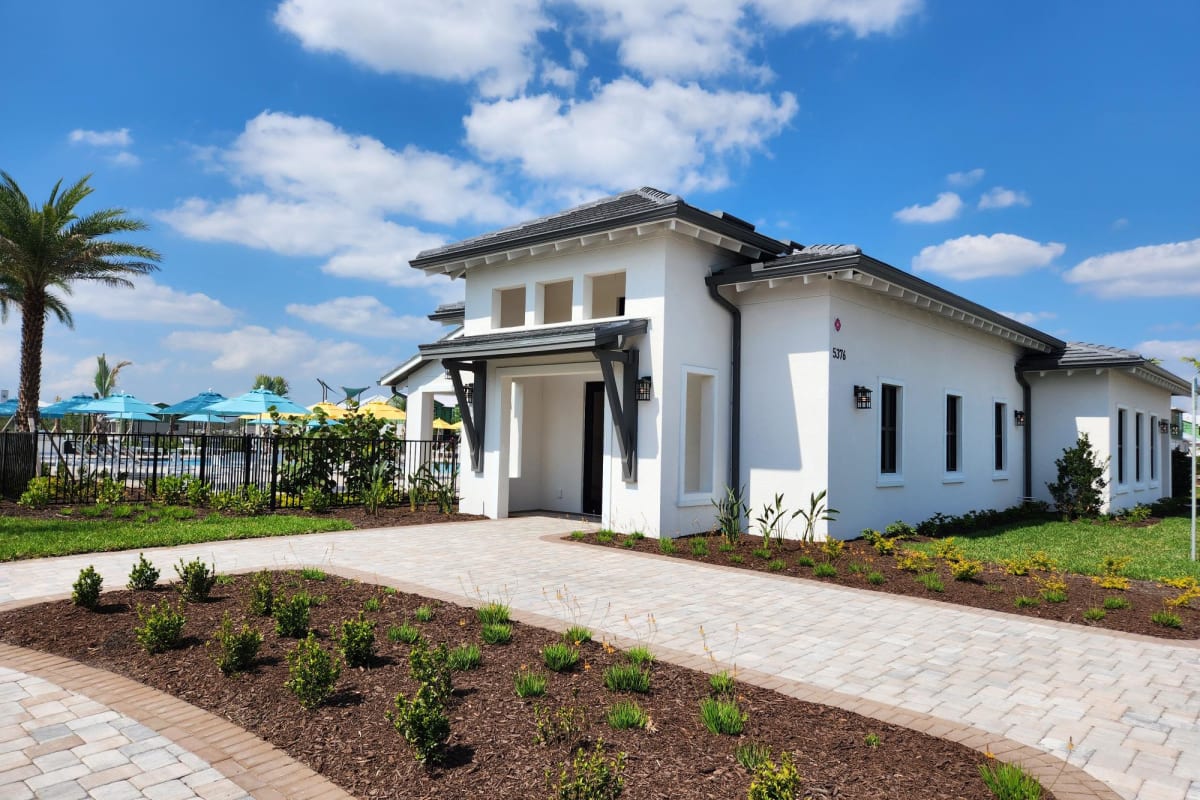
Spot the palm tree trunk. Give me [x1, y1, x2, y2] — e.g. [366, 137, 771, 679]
[17, 292, 46, 432]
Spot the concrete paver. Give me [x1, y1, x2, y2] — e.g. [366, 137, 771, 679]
[0, 516, 1197, 798]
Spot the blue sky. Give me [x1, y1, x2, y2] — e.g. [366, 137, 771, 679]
[2, 0, 1198, 405]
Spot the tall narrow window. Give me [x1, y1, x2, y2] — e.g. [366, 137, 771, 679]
[1135, 412, 1144, 483]
[1117, 409, 1127, 484]
[682, 371, 714, 496]
[994, 402, 1007, 472]
[1150, 415, 1159, 481]
[880, 384, 900, 475]
[945, 394, 962, 473]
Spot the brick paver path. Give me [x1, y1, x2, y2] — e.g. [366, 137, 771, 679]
[1, 517, 1197, 799]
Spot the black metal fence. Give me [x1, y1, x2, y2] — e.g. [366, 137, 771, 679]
[0, 431, 459, 507]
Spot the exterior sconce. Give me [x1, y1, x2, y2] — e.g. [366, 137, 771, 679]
[636, 377, 653, 402]
[854, 385, 872, 410]
[1171, 422, 1182, 438]
[1159, 419, 1170, 434]
[1014, 410, 1027, 427]
[463, 383, 474, 403]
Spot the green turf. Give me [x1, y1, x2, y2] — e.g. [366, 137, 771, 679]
[910, 515, 1200, 581]
[0, 511, 354, 561]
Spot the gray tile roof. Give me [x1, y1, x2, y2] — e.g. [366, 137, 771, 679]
[1019, 343, 1191, 394]
[419, 319, 649, 360]
[410, 187, 788, 269]
[428, 301, 465, 322]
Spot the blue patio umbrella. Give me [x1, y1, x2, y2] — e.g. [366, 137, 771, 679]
[38, 394, 97, 419]
[76, 392, 163, 417]
[0, 398, 17, 416]
[202, 388, 308, 419]
[178, 412, 234, 423]
[159, 391, 228, 416]
[104, 411, 162, 422]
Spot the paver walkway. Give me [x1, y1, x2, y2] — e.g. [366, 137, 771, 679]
[1, 516, 1198, 800]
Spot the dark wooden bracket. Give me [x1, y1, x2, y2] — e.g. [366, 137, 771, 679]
[594, 348, 639, 482]
[443, 359, 487, 472]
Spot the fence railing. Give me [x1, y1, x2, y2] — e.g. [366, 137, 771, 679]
[0, 431, 459, 507]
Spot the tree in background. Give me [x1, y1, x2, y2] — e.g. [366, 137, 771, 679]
[1047, 433, 1109, 519]
[253, 374, 290, 397]
[0, 172, 160, 430]
[93, 353, 131, 398]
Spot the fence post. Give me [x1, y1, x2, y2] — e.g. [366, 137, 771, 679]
[242, 434, 252, 491]
[269, 436, 279, 510]
[0, 433, 7, 498]
[150, 432, 160, 498]
[198, 434, 208, 484]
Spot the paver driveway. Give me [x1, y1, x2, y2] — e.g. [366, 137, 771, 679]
[1, 516, 1197, 800]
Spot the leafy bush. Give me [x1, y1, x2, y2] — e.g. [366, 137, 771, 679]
[127, 553, 160, 591]
[274, 592, 314, 638]
[748, 753, 802, 800]
[388, 623, 422, 644]
[248, 571, 274, 616]
[606, 701, 648, 730]
[862, 529, 895, 555]
[548, 741, 625, 800]
[234, 486, 269, 516]
[408, 640, 453, 705]
[18, 477, 53, 509]
[884, 520, 916, 539]
[285, 633, 341, 710]
[301, 486, 332, 513]
[134, 600, 186, 654]
[390, 683, 451, 763]
[949, 558, 982, 581]
[821, 538, 845, 560]
[185, 479, 212, 507]
[542, 642, 580, 672]
[930, 538, 963, 561]
[535, 702, 587, 747]
[597, 529, 616, 544]
[477, 602, 511, 624]
[482, 622, 513, 644]
[514, 667, 548, 698]
[896, 550, 933, 573]
[977, 760, 1044, 800]
[699, 696, 746, 735]
[447, 643, 482, 671]
[155, 476, 189, 505]
[174, 558, 217, 602]
[338, 613, 376, 667]
[95, 477, 125, 505]
[210, 613, 262, 674]
[1047, 433, 1108, 519]
[603, 663, 650, 693]
[72, 566, 103, 609]
[712, 485, 747, 545]
[211, 490, 236, 511]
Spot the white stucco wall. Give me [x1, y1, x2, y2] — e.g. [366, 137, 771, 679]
[506, 374, 587, 514]
[1107, 370, 1173, 510]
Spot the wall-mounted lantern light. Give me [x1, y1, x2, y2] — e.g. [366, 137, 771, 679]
[1014, 410, 1027, 427]
[1171, 409, 1183, 438]
[463, 383, 474, 403]
[636, 376, 653, 402]
[1159, 418, 1171, 434]
[853, 385, 872, 410]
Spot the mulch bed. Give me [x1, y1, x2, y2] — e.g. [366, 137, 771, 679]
[568, 532, 1199, 641]
[0, 572, 1020, 800]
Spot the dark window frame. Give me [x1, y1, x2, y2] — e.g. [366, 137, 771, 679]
[880, 384, 899, 475]
[1117, 408, 1127, 485]
[994, 401, 1006, 472]
[1135, 412, 1144, 483]
[945, 394, 962, 474]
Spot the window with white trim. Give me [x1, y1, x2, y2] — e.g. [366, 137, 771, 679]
[1135, 411, 1144, 483]
[1150, 415, 1159, 482]
[945, 393, 963, 475]
[880, 383, 901, 476]
[994, 401, 1007, 473]
[1116, 408, 1127, 485]
[682, 371, 714, 496]
[494, 286, 526, 328]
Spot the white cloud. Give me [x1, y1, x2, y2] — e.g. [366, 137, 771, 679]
[946, 167, 984, 187]
[753, 0, 923, 36]
[1063, 238, 1200, 298]
[998, 310, 1056, 326]
[274, 0, 549, 96]
[1112, 217, 1129, 230]
[108, 151, 141, 168]
[978, 186, 1031, 210]
[913, 233, 1065, 280]
[165, 325, 390, 377]
[541, 60, 577, 90]
[286, 296, 439, 339]
[68, 128, 133, 147]
[69, 278, 236, 326]
[893, 191, 962, 223]
[465, 78, 797, 193]
[1134, 340, 1200, 378]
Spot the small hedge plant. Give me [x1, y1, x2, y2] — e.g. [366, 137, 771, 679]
[134, 600, 186, 654]
[174, 558, 217, 602]
[285, 633, 341, 710]
[338, 613, 376, 667]
[210, 613, 263, 675]
[127, 554, 160, 591]
[71, 566, 103, 609]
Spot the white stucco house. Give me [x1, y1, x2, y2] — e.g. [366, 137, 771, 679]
[381, 187, 1188, 539]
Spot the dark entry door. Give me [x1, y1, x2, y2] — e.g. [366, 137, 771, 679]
[582, 382, 605, 515]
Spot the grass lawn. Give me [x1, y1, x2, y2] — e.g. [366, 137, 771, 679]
[910, 515, 1200, 581]
[0, 512, 354, 562]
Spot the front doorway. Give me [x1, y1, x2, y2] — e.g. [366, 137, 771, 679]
[582, 381, 605, 515]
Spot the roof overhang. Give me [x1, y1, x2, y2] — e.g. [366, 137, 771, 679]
[708, 252, 1063, 353]
[379, 327, 464, 387]
[1021, 362, 1192, 396]
[417, 318, 649, 361]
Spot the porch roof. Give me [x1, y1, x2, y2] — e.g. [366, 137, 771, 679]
[1018, 342, 1192, 395]
[417, 318, 649, 361]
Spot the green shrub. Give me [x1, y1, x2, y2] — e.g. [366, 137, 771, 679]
[447, 643, 482, 671]
[606, 700, 648, 730]
[752, 547, 772, 560]
[127, 553, 160, 591]
[285, 633, 341, 710]
[866, 571, 885, 585]
[916, 572, 944, 593]
[949, 558, 982, 581]
[1042, 590, 1068, 604]
[603, 663, 650, 693]
[548, 741, 625, 800]
[1151, 610, 1182, 628]
[748, 753, 802, 800]
[110, 504, 135, 519]
[796, 555, 815, 568]
[658, 538, 676, 555]
[1014, 596, 1039, 609]
[300, 567, 327, 581]
[626, 646, 654, 666]
[389, 683, 450, 763]
[597, 529, 616, 544]
[134, 600, 186, 654]
[274, 592, 314, 638]
[155, 476, 189, 505]
[19, 477, 53, 509]
[408, 640, 454, 705]
[71, 566, 103, 609]
[388, 623, 422, 644]
[174, 558, 217, 602]
[248, 571, 274, 616]
[301, 486, 332, 513]
[569, 530, 587, 540]
[185, 479, 212, 507]
[884, 520, 916, 539]
[1083, 607, 1107, 622]
[362, 596, 381, 612]
[767, 558, 786, 572]
[235, 485, 270, 515]
[712, 485, 747, 545]
[477, 602, 511, 624]
[1047, 433, 1108, 519]
[690, 538, 709, 557]
[514, 667, 548, 698]
[812, 563, 837, 578]
[211, 490, 236, 511]
[977, 761, 1044, 800]
[709, 671, 735, 695]
[414, 605, 435, 622]
[864, 733, 882, 748]
[210, 613, 262, 674]
[1103, 596, 1131, 610]
[534, 702, 587, 747]
[542, 642, 580, 672]
[699, 696, 746, 735]
[95, 477, 124, 505]
[563, 624, 592, 644]
[735, 742, 771, 772]
[338, 613, 376, 667]
[481, 622, 513, 644]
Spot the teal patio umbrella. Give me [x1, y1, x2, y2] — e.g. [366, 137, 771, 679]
[159, 391, 228, 416]
[203, 388, 308, 420]
[76, 392, 162, 416]
[39, 394, 97, 419]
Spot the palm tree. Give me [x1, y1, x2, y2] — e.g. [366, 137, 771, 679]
[0, 172, 160, 430]
[93, 353, 132, 398]
[252, 374, 290, 397]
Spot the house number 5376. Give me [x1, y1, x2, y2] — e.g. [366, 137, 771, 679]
[831, 347, 847, 360]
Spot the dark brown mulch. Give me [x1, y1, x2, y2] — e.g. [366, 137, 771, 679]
[569, 533, 1199, 641]
[0, 573, 1020, 800]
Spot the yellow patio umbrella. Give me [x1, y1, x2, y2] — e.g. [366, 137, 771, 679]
[431, 418, 455, 430]
[358, 401, 406, 421]
[308, 402, 348, 419]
